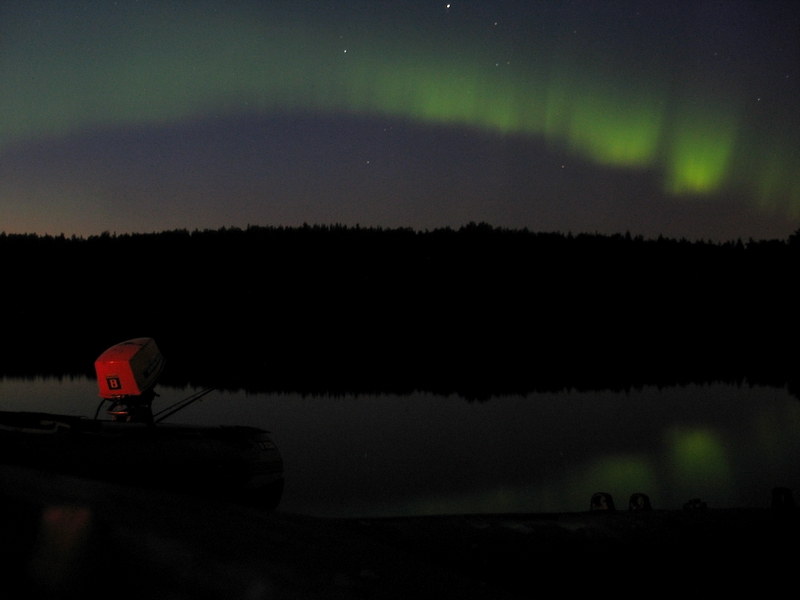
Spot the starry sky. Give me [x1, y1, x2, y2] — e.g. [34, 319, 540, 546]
[1, 1, 798, 241]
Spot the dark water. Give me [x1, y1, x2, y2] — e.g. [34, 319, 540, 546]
[2, 376, 798, 517]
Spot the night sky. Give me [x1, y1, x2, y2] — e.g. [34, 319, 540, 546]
[1, 1, 798, 241]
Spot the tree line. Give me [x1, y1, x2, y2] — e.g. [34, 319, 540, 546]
[2, 223, 798, 399]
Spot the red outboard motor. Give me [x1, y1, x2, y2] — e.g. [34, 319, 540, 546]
[95, 338, 165, 423]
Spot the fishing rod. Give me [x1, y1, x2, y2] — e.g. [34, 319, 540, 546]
[152, 386, 217, 423]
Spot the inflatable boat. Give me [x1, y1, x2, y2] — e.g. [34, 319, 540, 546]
[0, 338, 284, 508]
[0, 411, 284, 507]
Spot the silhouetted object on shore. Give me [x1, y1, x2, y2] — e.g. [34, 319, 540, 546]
[629, 493, 652, 511]
[590, 492, 615, 511]
[772, 487, 795, 510]
[683, 498, 707, 510]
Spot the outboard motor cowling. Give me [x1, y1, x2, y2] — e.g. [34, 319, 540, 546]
[95, 338, 165, 422]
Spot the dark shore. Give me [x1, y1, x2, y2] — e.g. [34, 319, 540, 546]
[2, 464, 795, 598]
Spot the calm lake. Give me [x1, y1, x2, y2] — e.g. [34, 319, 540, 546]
[2, 376, 798, 517]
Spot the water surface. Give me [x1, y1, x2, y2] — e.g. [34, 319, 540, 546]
[2, 376, 798, 517]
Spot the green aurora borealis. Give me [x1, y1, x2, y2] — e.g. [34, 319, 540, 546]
[1, 1, 799, 234]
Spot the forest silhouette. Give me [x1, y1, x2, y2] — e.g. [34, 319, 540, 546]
[2, 223, 798, 400]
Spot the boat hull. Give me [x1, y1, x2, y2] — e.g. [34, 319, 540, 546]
[0, 411, 284, 509]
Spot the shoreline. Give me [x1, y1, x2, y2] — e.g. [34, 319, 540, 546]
[2, 464, 795, 598]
